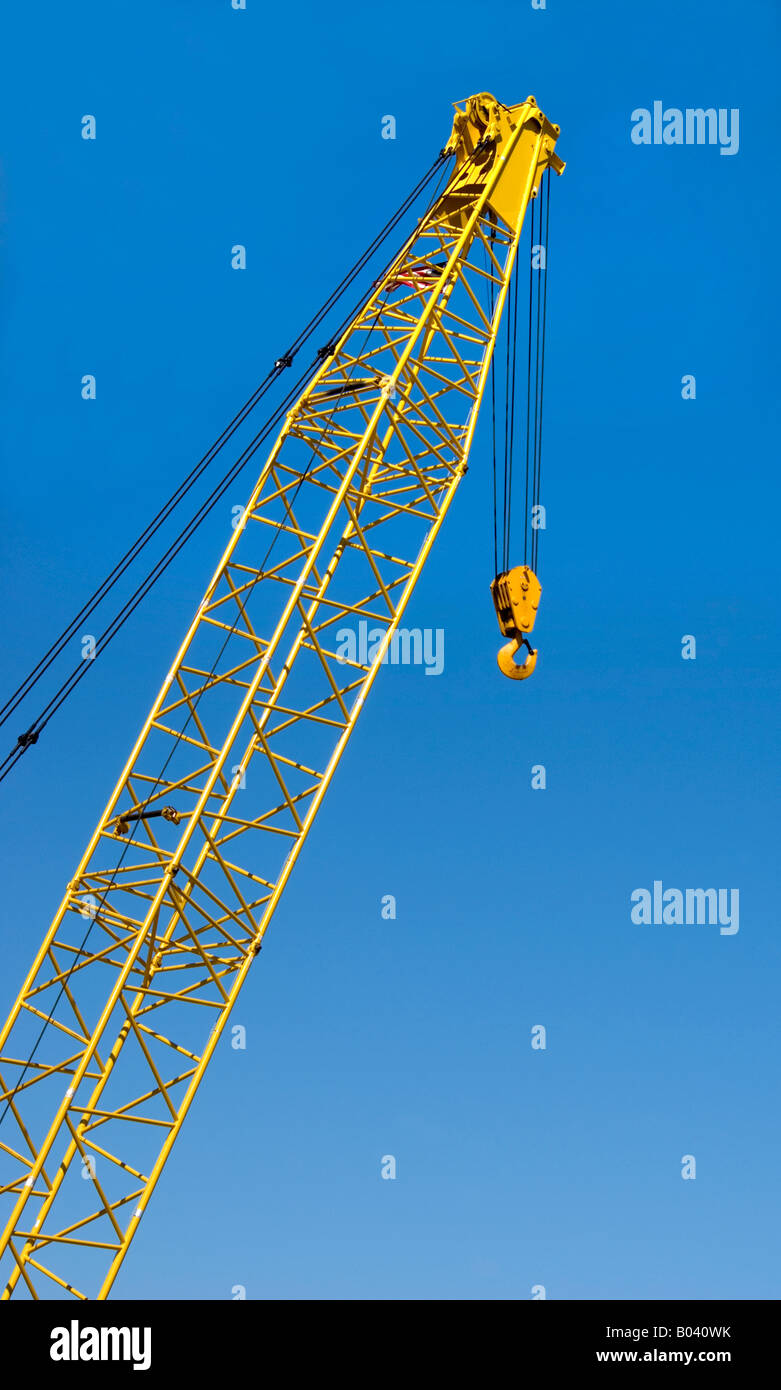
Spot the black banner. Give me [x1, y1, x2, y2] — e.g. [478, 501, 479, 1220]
[1, 1298, 774, 1379]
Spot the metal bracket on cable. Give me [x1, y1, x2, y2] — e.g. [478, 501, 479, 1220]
[115, 806, 182, 837]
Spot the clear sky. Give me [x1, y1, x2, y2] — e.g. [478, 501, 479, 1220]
[0, 0, 779, 1300]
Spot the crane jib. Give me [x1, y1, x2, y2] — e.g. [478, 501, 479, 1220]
[0, 91, 564, 1300]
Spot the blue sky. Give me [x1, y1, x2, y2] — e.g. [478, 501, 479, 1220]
[0, 0, 779, 1299]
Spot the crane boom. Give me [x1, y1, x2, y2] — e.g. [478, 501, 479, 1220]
[0, 92, 563, 1299]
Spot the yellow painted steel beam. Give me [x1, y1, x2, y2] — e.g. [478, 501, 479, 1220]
[0, 92, 563, 1299]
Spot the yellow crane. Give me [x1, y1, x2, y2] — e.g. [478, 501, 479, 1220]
[0, 91, 564, 1299]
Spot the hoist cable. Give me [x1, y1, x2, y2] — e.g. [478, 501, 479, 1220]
[523, 193, 536, 567]
[0, 153, 448, 741]
[504, 252, 520, 573]
[486, 165, 553, 581]
[487, 240, 498, 577]
[501, 259, 510, 573]
[532, 169, 551, 576]
[530, 189, 544, 577]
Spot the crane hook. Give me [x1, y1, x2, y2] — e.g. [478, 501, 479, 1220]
[490, 565, 541, 682]
[497, 633, 538, 681]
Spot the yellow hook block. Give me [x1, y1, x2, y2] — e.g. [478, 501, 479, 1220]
[490, 565, 541, 681]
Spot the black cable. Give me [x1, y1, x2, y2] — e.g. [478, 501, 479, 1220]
[532, 170, 551, 576]
[501, 247, 512, 572]
[0, 153, 448, 740]
[524, 193, 536, 567]
[0, 368, 277, 733]
[530, 184, 544, 578]
[0, 155, 456, 783]
[487, 235, 498, 576]
[0, 368, 311, 784]
[504, 251, 520, 572]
